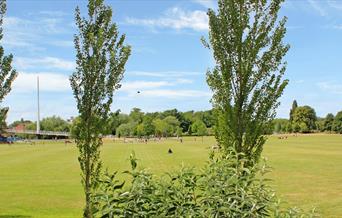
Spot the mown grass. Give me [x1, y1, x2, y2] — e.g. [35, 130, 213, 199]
[0, 135, 341, 217]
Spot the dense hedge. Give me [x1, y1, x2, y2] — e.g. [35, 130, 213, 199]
[92, 150, 316, 217]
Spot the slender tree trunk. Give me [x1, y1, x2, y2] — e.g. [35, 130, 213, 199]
[84, 152, 91, 218]
[84, 118, 92, 218]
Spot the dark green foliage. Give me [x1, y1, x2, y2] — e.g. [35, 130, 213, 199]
[135, 115, 155, 138]
[190, 119, 208, 136]
[141, 115, 155, 136]
[182, 111, 195, 133]
[274, 122, 281, 133]
[204, 0, 289, 162]
[289, 100, 298, 122]
[270, 104, 342, 134]
[163, 116, 180, 135]
[104, 110, 121, 135]
[129, 108, 144, 124]
[116, 121, 136, 137]
[0, 116, 7, 135]
[299, 122, 309, 133]
[92, 151, 316, 217]
[289, 101, 317, 133]
[40, 116, 70, 132]
[102, 109, 215, 137]
[292, 106, 317, 132]
[0, 107, 8, 133]
[152, 116, 180, 137]
[8, 118, 32, 128]
[70, 0, 131, 216]
[285, 122, 292, 133]
[315, 118, 325, 132]
[292, 122, 300, 133]
[332, 111, 342, 133]
[175, 126, 183, 137]
[157, 108, 181, 120]
[323, 113, 334, 132]
[70, 116, 81, 139]
[192, 110, 215, 128]
[108, 112, 130, 136]
[0, 0, 17, 132]
[272, 119, 289, 134]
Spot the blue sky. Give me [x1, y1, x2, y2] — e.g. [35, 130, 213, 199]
[2, 0, 342, 123]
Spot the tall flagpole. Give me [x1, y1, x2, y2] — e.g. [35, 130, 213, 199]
[37, 76, 40, 134]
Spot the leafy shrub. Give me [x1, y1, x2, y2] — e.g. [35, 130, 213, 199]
[92, 151, 317, 217]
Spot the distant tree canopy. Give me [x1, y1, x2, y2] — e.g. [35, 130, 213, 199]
[191, 119, 208, 137]
[70, 117, 81, 139]
[116, 121, 136, 137]
[272, 118, 289, 134]
[10, 116, 70, 132]
[9, 108, 214, 138]
[9, 105, 342, 138]
[113, 108, 213, 138]
[40, 116, 70, 132]
[271, 101, 342, 134]
[8, 118, 32, 128]
[324, 113, 335, 132]
[292, 106, 317, 133]
[332, 111, 342, 134]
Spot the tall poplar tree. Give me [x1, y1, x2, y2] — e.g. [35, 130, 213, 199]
[0, 0, 17, 133]
[289, 99, 298, 122]
[70, 0, 131, 216]
[204, 0, 289, 163]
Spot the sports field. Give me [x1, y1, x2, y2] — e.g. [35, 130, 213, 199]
[0, 135, 341, 217]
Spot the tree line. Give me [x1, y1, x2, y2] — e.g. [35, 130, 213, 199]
[11, 100, 342, 138]
[272, 100, 342, 134]
[8, 108, 214, 138]
[104, 108, 213, 137]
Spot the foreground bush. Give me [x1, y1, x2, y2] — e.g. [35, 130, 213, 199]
[92, 150, 316, 217]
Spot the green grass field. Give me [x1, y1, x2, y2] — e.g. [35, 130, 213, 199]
[0, 135, 341, 217]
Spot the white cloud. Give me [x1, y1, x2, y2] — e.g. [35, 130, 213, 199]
[287, 25, 304, 30]
[294, 80, 304, 84]
[3, 15, 73, 50]
[327, 1, 342, 10]
[192, 0, 216, 9]
[38, 11, 68, 17]
[40, 18, 66, 34]
[331, 24, 342, 30]
[307, 0, 327, 16]
[118, 79, 207, 99]
[50, 40, 74, 47]
[282, 1, 295, 9]
[120, 81, 173, 92]
[134, 47, 157, 54]
[137, 89, 211, 98]
[15, 57, 75, 71]
[125, 7, 208, 31]
[129, 71, 202, 78]
[176, 78, 193, 84]
[10, 74, 200, 98]
[120, 79, 193, 91]
[317, 81, 342, 94]
[12, 72, 70, 93]
[3, 17, 44, 50]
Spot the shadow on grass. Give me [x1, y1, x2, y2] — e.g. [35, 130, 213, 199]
[0, 216, 32, 218]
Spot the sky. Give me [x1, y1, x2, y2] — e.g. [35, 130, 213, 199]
[2, 0, 342, 123]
